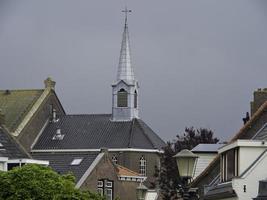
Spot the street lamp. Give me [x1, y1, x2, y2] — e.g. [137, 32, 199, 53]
[173, 149, 199, 200]
[136, 182, 148, 200]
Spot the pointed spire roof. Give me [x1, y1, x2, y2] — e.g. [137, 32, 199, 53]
[117, 9, 135, 82]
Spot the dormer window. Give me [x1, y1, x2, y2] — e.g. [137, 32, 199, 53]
[221, 148, 239, 182]
[117, 89, 128, 107]
[52, 129, 65, 140]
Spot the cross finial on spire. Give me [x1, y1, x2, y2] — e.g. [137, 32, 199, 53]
[122, 7, 132, 26]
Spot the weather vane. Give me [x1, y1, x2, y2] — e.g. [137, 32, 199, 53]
[122, 7, 132, 25]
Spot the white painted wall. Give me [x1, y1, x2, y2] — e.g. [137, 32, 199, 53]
[0, 162, 5, 171]
[193, 153, 217, 179]
[238, 146, 266, 175]
[232, 150, 267, 200]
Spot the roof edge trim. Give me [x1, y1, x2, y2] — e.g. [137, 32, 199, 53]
[31, 148, 164, 153]
[11, 88, 51, 137]
[75, 153, 104, 188]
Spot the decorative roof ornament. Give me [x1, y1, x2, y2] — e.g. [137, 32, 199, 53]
[117, 7, 135, 82]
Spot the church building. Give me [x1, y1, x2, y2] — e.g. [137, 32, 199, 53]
[0, 10, 165, 200]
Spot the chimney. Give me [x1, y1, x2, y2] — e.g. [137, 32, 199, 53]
[52, 109, 58, 123]
[0, 110, 5, 125]
[44, 77, 56, 90]
[250, 88, 267, 116]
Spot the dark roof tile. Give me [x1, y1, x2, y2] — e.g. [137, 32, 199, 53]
[33, 114, 165, 150]
[32, 152, 99, 183]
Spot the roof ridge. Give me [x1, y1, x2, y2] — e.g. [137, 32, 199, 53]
[127, 119, 135, 148]
[135, 119, 156, 149]
[0, 89, 44, 92]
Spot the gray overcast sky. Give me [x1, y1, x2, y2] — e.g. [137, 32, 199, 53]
[0, 0, 267, 142]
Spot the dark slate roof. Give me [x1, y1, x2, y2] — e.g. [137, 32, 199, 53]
[33, 114, 166, 150]
[0, 127, 29, 158]
[32, 152, 99, 183]
[0, 89, 43, 132]
[192, 144, 223, 153]
[253, 123, 267, 140]
[204, 182, 237, 200]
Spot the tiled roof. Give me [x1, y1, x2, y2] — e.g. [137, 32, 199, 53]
[33, 114, 165, 150]
[0, 127, 29, 158]
[32, 152, 99, 183]
[192, 144, 223, 153]
[0, 90, 43, 132]
[204, 182, 237, 200]
[253, 123, 267, 140]
[116, 164, 140, 177]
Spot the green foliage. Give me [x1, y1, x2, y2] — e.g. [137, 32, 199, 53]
[155, 127, 219, 200]
[0, 164, 105, 200]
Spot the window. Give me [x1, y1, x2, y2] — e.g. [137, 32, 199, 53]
[139, 156, 146, 176]
[70, 158, 83, 165]
[111, 155, 118, 164]
[97, 179, 113, 200]
[105, 181, 113, 200]
[97, 180, 104, 195]
[134, 90, 137, 108]
[117, 89, 128, 107]
[221, 148, 239, 182]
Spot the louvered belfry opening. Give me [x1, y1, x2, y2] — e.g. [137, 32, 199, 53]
[117, 89, 128, 107]
[134, 90, 137, 108]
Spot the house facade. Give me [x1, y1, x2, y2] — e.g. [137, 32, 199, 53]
[192, 88, 267, 199]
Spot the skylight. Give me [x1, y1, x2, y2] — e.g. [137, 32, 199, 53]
[70, 158, 83, 165]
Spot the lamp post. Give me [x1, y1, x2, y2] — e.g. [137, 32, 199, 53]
[173, 149, 199, 200]
[136, 181, 148, 200]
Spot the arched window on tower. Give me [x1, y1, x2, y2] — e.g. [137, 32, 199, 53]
[117, 89, 128, 107]
[134, 90, 137, 108]
[139, 155, 146, 176]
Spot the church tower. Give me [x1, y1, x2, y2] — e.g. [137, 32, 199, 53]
[112, 9, 139, 121]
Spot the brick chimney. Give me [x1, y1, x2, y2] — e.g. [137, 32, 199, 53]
[250, 88, 267, 116]
[44, 77, 56, 90]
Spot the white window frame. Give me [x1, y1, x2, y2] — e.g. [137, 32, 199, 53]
[111, 155, 118, 164]
[139, 156, 146, 176]
[70, 158, 83, 165]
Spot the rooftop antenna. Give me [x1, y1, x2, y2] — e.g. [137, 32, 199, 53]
[122, 7, 131, 26]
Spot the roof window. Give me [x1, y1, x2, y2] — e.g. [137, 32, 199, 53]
[70, 158, 83, 165]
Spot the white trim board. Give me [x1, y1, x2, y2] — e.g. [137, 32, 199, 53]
[32, 148, 163, 153]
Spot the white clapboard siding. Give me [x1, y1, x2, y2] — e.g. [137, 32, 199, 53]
[193, 153, 217, 179]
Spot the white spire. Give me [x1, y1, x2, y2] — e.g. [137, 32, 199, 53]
[117, 8, 134, 82]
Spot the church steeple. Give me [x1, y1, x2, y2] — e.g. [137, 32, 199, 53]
[112, 9, 139, 121]
[117, 8, 134, 82]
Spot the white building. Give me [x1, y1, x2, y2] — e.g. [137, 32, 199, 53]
[204, 123, 267, 200]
